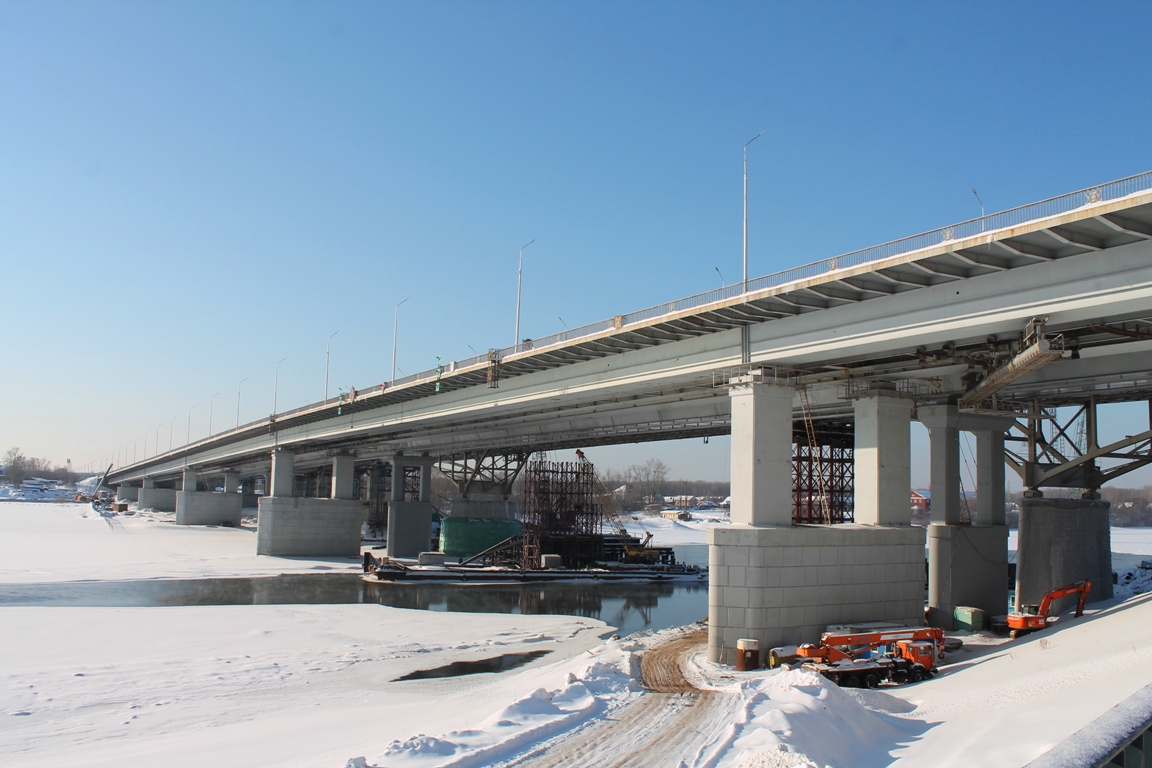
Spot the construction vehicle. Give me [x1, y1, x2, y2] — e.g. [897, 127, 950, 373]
[779, 626, 946, 688]
[575, 449, 663, 564]
[1007, 579, 1091, 638]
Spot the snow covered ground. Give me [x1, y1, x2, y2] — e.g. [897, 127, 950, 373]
[3, 502, 1152, 767]
[0, 502, 367, 583]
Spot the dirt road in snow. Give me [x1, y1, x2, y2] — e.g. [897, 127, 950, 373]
[509, 628, 740, 768]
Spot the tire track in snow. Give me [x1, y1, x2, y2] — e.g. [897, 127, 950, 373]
[507, 628, 740, 768]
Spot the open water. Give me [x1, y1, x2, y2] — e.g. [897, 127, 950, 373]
[0, 545, 711, 638]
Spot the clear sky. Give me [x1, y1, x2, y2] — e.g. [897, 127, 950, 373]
[3, 1, 1152, 486]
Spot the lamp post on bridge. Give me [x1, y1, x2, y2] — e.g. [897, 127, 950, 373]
[743, 130, 765, 293]
[514, 238, 537, 348]
[236, 377, 248, 428]
[273, 357, 287, 416]
[392, 298, 409, 384]
[186, 405, 196, 446]
[324, 330, 339, 402]
[169, 415, 178, 452]
[973, 188, 985, 232]
[208, 391, 221, 437]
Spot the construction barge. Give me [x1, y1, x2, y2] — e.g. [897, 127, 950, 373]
[362, 558, 705, 584]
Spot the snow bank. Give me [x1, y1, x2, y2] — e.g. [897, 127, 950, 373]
[713, 669, 927, 768]
[366, 637, 643, 768]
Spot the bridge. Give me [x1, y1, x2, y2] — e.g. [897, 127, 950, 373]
[106, 170, 1152, 664]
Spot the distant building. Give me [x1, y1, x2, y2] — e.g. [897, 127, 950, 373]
[911, 490, 929, 511]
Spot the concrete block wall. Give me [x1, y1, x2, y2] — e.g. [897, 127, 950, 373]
[176, 491, 243, 526]
[256, 497, 364, 557]
[137, 488, 178, 512]
[708, 524, 926, 665]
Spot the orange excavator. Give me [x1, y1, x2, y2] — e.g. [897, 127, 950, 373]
[1007, 579, 1091, 639]
[779, 626, 947, 688]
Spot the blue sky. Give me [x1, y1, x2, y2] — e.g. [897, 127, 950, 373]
[4, 1, 1152, 485]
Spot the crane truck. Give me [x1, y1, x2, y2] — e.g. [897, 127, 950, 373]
[776, 626, 947, 688]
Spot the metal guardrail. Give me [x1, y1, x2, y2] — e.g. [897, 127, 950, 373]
[118, 170, 1152, 468]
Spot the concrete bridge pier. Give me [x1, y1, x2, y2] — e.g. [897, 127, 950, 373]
[387, 454, 435, 559]
[257, 450, 364, 557]
[1015, 497, 1112, 608]
[137, 476, 178, 512]
[919, 405, 1012, 627]
[177, 466, 243, 526]
[115, 485, 140, 502]
[708, 377, 924, 666]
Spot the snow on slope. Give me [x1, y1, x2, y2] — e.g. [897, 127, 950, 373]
[361, 627, 924, 768]
[0, 604, 609, 768]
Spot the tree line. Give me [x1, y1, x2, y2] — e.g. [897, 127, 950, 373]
[2, 448, 76, 487]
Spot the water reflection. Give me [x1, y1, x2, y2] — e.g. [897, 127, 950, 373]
[393, 650, 552, 681]
[0, 573, 708, 637]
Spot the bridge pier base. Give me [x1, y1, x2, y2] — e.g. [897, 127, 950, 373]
[138, 487, 177, 512]
[1016, 498, 1112, 608]
[927, 523, 1009, 622]
[115, 486, 139, 502]
[177, 490, 243, 526]
[256, 497, 363, 556]
[708, 525, 925, 666]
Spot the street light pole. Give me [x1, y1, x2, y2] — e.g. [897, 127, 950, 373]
[514, 238, 537, 347]
[392, 298, 409, 384]
[324, 330, 339, 401]
[186, 405, 196, 446]
[208, 392, 222, 436]
[743, 130, 765, 292]
[273, 357, 287, 415]
[170, 415, 178, 452]
[236, 377, 248, 428]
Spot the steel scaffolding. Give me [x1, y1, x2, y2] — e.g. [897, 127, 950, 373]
[792, 422, 854, 524]
[520, 458, 603, 569]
